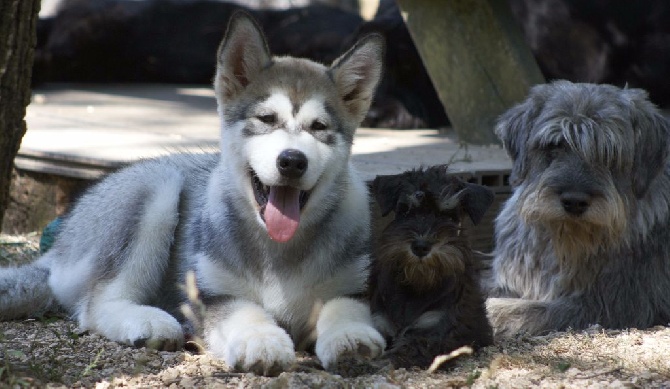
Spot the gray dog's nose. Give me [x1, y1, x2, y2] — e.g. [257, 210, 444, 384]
[277, 149, 308, 178]
[560, 192, 591, 216]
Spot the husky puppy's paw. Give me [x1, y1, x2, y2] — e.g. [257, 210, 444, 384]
[315, 298, 386, 369]
[120, 311, 184, 351]
[206, 302, 296, 375]
[92, 305, 184, 351]
[221, 323, 296, 376]
[315, 322, 385, 370]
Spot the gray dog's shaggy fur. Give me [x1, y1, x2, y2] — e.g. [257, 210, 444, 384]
[486, 80, 670, 337]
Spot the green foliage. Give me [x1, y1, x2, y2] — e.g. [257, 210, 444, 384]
[556, 361, 572, 372]
[466, 369, 481, 386]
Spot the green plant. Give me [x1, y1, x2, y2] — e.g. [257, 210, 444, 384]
[466, 369, 481, 386]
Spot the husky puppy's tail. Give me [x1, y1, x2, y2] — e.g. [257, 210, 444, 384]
[0, 254, 57, 319]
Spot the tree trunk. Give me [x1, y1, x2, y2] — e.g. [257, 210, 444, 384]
[0, 0, 40, 231]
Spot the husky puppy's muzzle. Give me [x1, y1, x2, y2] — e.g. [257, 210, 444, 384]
[251, 148, 312, 243]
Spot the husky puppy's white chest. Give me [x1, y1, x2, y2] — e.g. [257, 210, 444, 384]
[194, 243, 369, 341]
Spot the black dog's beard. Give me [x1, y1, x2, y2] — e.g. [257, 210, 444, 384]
[375, 228, 470, 292]
[372, 223, 490, 368]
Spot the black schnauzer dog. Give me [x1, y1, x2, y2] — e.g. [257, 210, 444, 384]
[368, 166, 494, 368]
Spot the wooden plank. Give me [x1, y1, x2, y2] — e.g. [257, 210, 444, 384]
[396, 0, 545, 144]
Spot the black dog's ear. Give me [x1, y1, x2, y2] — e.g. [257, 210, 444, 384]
[372, 175, 402, 216]
[460, 183, 495, 225]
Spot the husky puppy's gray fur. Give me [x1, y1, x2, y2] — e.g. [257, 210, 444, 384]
[486, 80, 670, 338]
[0, 12, 386, 375]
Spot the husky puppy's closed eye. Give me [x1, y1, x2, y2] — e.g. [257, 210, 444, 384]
[369, 166, 494, 368]
[0, 11, 385, 375]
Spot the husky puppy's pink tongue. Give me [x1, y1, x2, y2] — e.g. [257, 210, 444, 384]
[265, 186, 301, 242]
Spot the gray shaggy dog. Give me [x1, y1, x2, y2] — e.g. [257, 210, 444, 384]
[486, 80, 670, 338]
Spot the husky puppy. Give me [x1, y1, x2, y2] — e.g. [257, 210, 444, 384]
[0, 12, 385, 375]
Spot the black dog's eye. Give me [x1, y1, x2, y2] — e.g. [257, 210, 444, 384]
[395, 202, 410, 216]
[257, 114, 277, 125]
[413, 190, 425, 203]
[310, 120, 328, 131]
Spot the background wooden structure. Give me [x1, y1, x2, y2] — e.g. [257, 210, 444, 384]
[397, 0, 545, 144]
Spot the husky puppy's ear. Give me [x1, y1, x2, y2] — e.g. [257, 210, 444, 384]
[330, 34, 385, 123]
[214, 11, 271, 101]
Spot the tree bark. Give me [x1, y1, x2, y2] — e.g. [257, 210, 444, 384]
[0, 0, 40, 231]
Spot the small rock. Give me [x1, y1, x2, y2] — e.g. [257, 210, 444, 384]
[565, 367, 582, 377]
[160, 368, 181, 383]
[179, 377, 198, 388]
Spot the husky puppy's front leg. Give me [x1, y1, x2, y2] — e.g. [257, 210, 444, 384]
[204, 299, 296, 376]
[315, 297, 386, 370]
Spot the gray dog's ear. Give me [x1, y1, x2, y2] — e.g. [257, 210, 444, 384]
[495, 86, 545, 186]
[330, 34, 385, 123]
[214, 11, 271, 102]
[460, 183, 495, 225]
[372, 175, 402, 217]
[625, 88, 670, 198]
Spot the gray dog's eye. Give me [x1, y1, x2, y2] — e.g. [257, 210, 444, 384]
[546, 140, 566, 150]
[543, 142, 565, 159]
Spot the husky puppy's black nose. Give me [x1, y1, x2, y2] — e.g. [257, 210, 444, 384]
[277, 149, 308, 178]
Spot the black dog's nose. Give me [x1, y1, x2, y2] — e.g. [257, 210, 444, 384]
[560, 191, 591, 216]
[277, 149, 308, 178]
[411, 239, 432, 258]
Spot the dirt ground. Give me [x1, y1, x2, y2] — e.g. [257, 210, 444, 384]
[2, 234, 669, 388]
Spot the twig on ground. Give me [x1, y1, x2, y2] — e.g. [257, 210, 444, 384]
[427, 346, 474, 374]
[577, 367, 622, 380]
